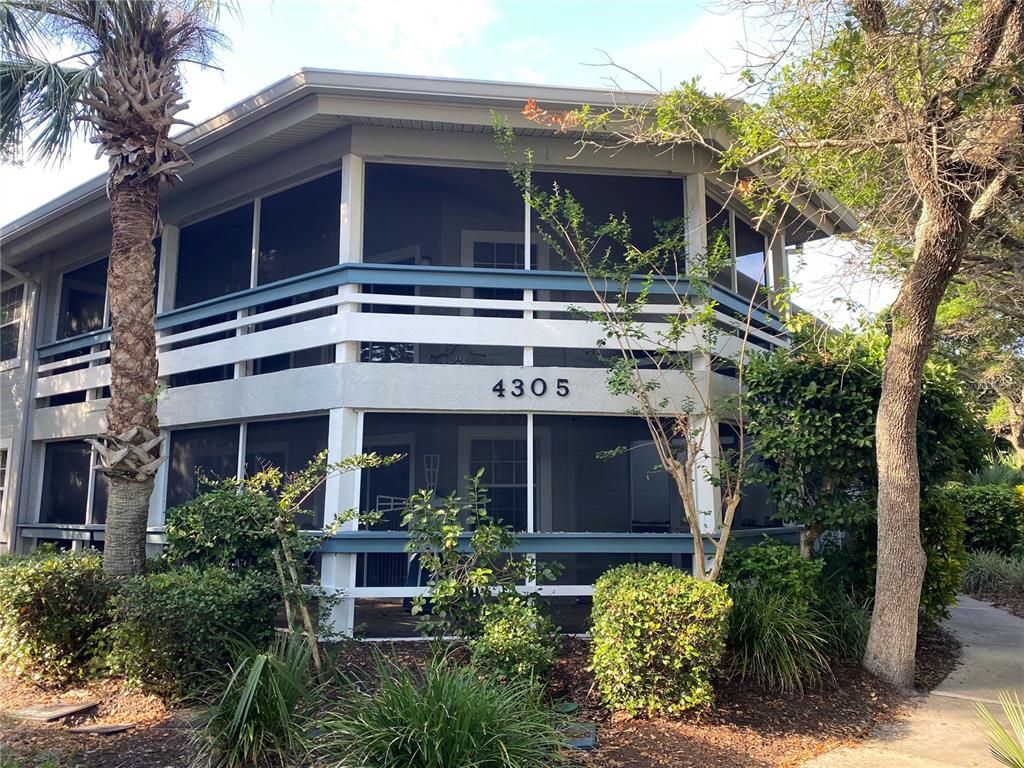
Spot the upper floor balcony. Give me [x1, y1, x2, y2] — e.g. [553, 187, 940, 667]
[31, 162, 787, 408]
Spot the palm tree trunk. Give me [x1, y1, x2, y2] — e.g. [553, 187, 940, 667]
[101, 177, 161, 578]
[863, 196, 972, 688]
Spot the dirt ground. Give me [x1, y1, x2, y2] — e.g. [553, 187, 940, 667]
[0, 628, 961, 768]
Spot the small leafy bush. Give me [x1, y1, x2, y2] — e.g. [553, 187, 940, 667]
[721, 539, 823, 609]
[404, 470, 560, 639]
[193, 633, 316, 768]
[726, 585, 833, 693]
[318, 654, 569, 768]
[590, 563, 731, 716]
[106, 567, 279, 698]
[945, 483, 1024, 555]
[163, 484, 278, 570]
[963, 551, 1024, 595]
[469, 593, 560, 680]
[0, 549, 112, 684]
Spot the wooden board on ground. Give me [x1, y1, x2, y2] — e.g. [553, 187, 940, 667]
[68, 723, 134, 735]
[10, 701, 99, 722]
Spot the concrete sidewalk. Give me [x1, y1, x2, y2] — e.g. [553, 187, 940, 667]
[804, 595, 1024, 768]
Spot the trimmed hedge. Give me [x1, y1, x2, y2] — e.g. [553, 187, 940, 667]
[105, 566, 279, 698]
[0, 549, 113, 684]
[590, 564, 731, 716]
[943, 483, 1024, 555]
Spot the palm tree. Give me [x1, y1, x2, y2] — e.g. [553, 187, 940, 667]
[1, 1, 233, 576]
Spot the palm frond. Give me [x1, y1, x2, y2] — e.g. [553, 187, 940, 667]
[977, 692, 1024, 768]
[0, 54, 95, 161]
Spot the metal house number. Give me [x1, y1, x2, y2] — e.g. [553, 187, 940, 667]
[491, 377, 569, 398]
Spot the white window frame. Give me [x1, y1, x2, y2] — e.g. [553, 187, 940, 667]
[0, 439, 12, 534]
[0, 279, 26, 371]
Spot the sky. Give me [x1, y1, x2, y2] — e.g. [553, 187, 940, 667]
[0, 0, 896, 325]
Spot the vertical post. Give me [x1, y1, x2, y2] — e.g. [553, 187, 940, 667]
[522, 190, 534, 366]
[683, 173, 707, 270]
[338, 155, 364, 365]
[769, 228, 788, 292]
[321, 407, 364, 636]
[156, 226, 179, 314]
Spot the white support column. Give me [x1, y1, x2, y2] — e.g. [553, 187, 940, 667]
[321, 407, 364, 636]
[156, 226, 179, 314]
[769, 227, 788, 291]
[337, 155, 364, 364]
[683, 172, 707, 269]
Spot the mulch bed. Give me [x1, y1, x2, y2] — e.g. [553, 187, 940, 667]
[0, 628, 961, 768]
[968, 589, 1024, 620]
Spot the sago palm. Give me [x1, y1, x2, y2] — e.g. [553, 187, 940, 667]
[0, 0, 233, 576]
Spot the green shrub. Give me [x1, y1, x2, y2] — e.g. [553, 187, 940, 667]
[163, 483, 279, 570]
[318, 654, 569, 768]
[944, 484, 1024, 555]
[469, 593, 559, 680]
[590, 563, 731, 716]
[844, 484, 967, 627]
[193, 633, 316, 768]
[0, 549, 112, 684]
[726, 585, 833, 693]
[963, 551, 1024, 594]
[721, 539, 823, 609]
[106, 567, 279, 698]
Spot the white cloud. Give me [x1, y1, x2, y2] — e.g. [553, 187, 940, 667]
[325, 0, 499, 77]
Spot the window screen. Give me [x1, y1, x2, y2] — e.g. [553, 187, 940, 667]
[175, 204, 253, 307]
[244, 416, 329, 527]
[166, 425, 240, 508]
[58, 258, 107, 339]
[258, 173, 341, 284]
[39, 441, 91, 524]
[734, 218, 768, 299]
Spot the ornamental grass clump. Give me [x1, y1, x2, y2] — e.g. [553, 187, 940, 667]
[191, 633, 317, 768]
[590, 563, 731, 717]
[317, 653, 569, 768]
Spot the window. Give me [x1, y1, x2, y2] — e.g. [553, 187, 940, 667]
[0, 274, 24, 362]
[39, 440, 106, 525]
[704, 195, 770, 299]
[176, 205, 253, 307]
[469, 437, 528, 530]
[257, 172, 341, 283]
[0, 447, 8, 511]
[734, 218, 769, 300]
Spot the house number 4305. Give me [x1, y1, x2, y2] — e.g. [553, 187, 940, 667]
[492, 377, 569, 398]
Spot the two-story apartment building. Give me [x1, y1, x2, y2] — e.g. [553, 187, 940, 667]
[0, 70, 854, 636]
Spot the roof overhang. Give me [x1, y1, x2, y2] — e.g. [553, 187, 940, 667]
[0, 69, 857, 263]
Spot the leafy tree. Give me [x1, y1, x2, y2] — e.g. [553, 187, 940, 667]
[0, 0, 234, 577]
[496, 119, 771, 582]
[937, 197, 1024, 459]
[523, 0, 1023, 687]
[746, 321, 991, 551]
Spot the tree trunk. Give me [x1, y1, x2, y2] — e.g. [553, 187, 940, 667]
[101, 177, 162, 578]
[863, 197, 973, 688]
[103, 475, 155, 577]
